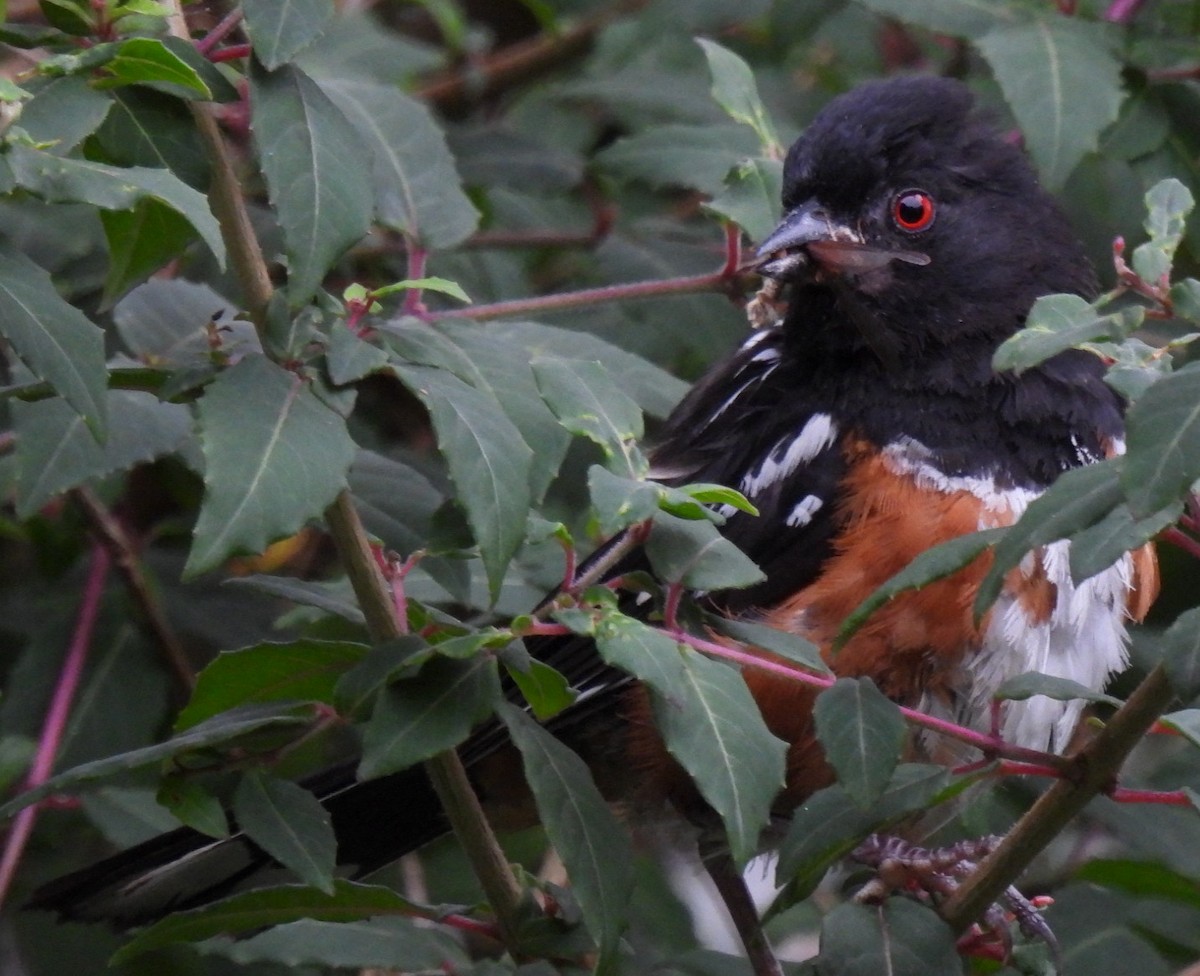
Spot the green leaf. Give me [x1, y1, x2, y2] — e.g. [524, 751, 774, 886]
[234, 772, 337, 894]
[359, 656, 499, 779]
[710, 616, 828, 674]
[1067, 500, 1181, 584]
[588, 466, 661, 536]
[839, 528, 1005, 648]
[372, 276, 470, 303]
[813, 677, 907, 808]
[243, 0, 334, 70]
[111, 880, 449, 963]
[326, 324, 389, 385]
[334, 636, 434, 719]
[157, 777, 229, 838]
[855, 0, 1026, 38]
[98, 37, 211, 99]
[1132, 178, 1194, 283]
[978, 18, 1124, 189]
[499, 703, 634, 969]
[594, 613, 687, 702]
[176, 639, 370, 731]
[652, 651, 786, 866]
[695, 38, 780, 154]
[975, 460, 1123, 618]
[0, 242, 107, 438]
[1160, 709, 1200, 750]
[391, 364, 533, 602]
[12, 390, 190, 517]
[186, 355, 357, 576]
[8, 144, 225, 266]
[1161, 607, 1200, 701]
[100, 199, 198, 307]
[994, 671, 1122, 707]
[317, 79, 478, 248]
[113, 278, 242, 368]
[95, 86, 211, 189]
[705, 157, 784, 244]
[16, 74, 111, 154]
[199, 917, 468, 970]
[646, 514, 765, 591]
[775, 765, 953, 895]
[1123, 360, 1200, 516]
[817, 899, 959, 976]
[993, 294, 1135, 374]
[250, 62, 373, 304]
[504, 657, 576, 721]
[0, 703, 314, 818]
[533, 357, 645, 479]
[597, 122, 761, 196]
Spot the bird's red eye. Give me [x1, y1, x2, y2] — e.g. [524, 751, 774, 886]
[892, 191, 935, 232]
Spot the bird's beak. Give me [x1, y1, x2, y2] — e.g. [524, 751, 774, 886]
[756, 201, 930, 281]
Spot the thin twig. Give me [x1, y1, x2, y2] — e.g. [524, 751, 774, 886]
[72, 487, 195, 696]
[0, 544, 111, 908]
[194, 7, 244, 55]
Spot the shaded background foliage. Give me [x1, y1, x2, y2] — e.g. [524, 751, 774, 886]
[0, 0, 1200, 974]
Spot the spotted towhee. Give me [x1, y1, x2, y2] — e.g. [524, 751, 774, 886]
[31, 75, 1158, 933]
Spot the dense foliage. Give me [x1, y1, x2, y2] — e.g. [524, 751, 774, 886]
[1, 1, 1200, 974]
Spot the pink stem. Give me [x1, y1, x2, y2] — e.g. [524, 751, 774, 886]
[1108, 787, 1192, 805]
[403, 246, 428, 316]
[195, 7, 244, 55]
[1161, 526, 1200, 562]
[208, 43, 252, 64]
[1103, 0, 1148, 23]
[0, 544, 111, 908]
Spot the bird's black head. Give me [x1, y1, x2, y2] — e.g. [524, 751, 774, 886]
[758, 76, 1097, 363]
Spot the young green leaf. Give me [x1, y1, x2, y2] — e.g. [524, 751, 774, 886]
[695, 38, 780, 156]
[186, 355, 357, 577]
[157, 777, 230, 839]
[0, 243, 107, 438]
[813, 678, 907, 809]
[499, 703, 634, 970]
[1132, 178, 1194, 283]
[503, 657, 577, 722]
[993, 294, 1132, 375]
[705, 157, 784, 244]
[98, 37, 211, 99]
[234, 773, 336, 894]
[250, 62, 373, 304]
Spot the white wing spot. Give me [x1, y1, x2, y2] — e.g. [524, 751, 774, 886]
[741, 414, 838, 497]
[786, 494, 824, 527]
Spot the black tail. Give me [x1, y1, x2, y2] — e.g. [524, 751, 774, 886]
[26, 762, 448, 926]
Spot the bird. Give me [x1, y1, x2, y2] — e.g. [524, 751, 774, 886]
[28, 74, 1158, 954]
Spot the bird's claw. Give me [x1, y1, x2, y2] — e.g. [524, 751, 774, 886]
[849, 835, 1060, 971]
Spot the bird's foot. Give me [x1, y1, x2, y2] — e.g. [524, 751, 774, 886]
[849, 834, 1060, 970]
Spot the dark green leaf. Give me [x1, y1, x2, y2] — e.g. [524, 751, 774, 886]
[0, 703, 315, 818]
[597, 123, 760, 196]
[594, 613, 687, 702]
[855, 0, 1026, 37]
[250, 61, 373, 304]
[13, 390, 189, 517]
[326, 324, 389, 385]
[186, 355, 357, 576]
[500, 703, 634, 969]
[234, 772, 336, 893]
[1068, 500, 1181, 584]
[94, 86, 210, 188]
[705, 157, 784, 244]
[710, 616, 828, 674]
[98, 37, 211, 99]
[0, 242, 107, 437]
[533, 357, 646, 479]
[317, 79, 478, 248]
[199, 917, 468, 969]
[1074, 858, 1200, 909]
[391, 364, 532, 602]
[17, 74, 111, 153]
[1132, 178, 1194, 283]
[1123, 360, 1200, 516]
[176, 639, 369, 731]
[243, 0, 334, 70]
[1161, 607, 1200, 701]
[994, 671, 1122, 707]
[839, 528, 1004, 649]
[9, 144, 224, 265]
[588, 466, 661, 536]
[652, 650, 786, 865]
[817, 899, 959, 976]
[333, 636, 434, 719]
[813, 677, 907, 808]
[359, 655, 499, 779]
[978, 17, 1124, 189]
[100, 200, 198, 307]
[112, 280, 237, 366]
[646, 514, 765, 591]
[975, 460, 1123, 618]
[111, 880, 449, 963]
